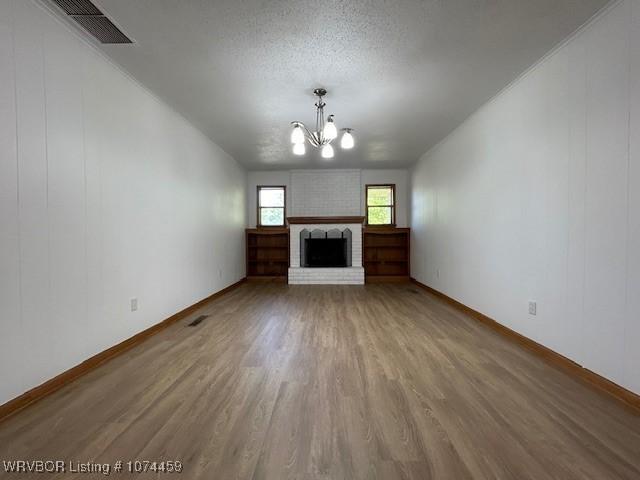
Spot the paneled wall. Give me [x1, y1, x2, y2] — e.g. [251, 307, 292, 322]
[0, 0, 246, 404]
[410, 0, 640, 394]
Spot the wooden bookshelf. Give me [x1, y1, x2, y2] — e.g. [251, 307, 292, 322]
[246, 228, 289, 280]
[363, 227, 410, 282]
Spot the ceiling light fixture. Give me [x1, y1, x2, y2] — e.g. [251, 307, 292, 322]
[293, 142, 306, 156]
[321, 144, 334, 159]
[290, 88, 355, 159]
[340, 128, 355, 149]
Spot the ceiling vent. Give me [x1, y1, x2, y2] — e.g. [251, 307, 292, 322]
[49, 0, 133, 44]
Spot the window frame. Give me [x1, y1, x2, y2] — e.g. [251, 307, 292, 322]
[365, 184, 396, 227]
[257, 185, 287, 228]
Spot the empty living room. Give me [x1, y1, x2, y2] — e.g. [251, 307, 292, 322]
[2, 0, 640, 478]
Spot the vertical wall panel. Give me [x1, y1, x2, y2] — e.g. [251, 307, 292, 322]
[14, 0, 52, 387]
[0, 0, 23, 402]
[43, 12, 88, 375]
[565, 33, 588, 365]
[625, 0, 640, 393]
[409, 164, 428, 282]
[582, 3, 630, 384]
[81, 47, 106, 356]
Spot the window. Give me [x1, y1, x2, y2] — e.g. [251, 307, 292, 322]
[257, 186, 286, 227]
[366, 184, 395, 226]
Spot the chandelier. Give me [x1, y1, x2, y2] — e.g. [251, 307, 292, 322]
[290, 88, 355, 159]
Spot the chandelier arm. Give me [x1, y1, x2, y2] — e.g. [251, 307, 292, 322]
[298, 122, 319, 147]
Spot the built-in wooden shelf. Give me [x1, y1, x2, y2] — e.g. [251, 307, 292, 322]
[246, 228, 289, 280]
[363, 227, 410, 282]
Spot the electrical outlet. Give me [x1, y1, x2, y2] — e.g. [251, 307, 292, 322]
[528, 301, 537, 316]
[131, 298, 138, 312]
[436, 269, 440, 279]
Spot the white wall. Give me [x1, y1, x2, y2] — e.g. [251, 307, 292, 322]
[247, 169, 409, 227]
[410, 0, 640, 394]
[0, 0, 246, 405]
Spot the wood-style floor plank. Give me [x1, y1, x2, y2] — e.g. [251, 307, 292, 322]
[1, 283, 639, 479]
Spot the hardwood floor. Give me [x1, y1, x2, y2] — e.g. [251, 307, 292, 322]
[1, 283, 639, 479]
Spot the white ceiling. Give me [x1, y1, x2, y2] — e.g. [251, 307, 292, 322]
[83, 0, 608, 170]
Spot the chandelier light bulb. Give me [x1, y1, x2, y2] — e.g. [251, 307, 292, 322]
[293, 142, 305, 156]
[340, 130, 354, 149]
[321, 144, 334, 159]
[323, 116, 338, 140]
[291, 125, 305, 144]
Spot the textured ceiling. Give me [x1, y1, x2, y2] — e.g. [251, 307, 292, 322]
[82, 0, 608, 169]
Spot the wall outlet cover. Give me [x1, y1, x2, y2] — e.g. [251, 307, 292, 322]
[528, 301, 537, 316]
[131, 298, 138, 312]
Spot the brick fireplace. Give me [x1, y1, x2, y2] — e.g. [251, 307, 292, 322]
[287, 217, 365, 285]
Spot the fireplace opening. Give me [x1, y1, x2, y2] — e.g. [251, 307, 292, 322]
[304, 238, 347, 268]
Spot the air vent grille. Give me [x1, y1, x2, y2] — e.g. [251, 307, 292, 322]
[187, 315, 209, 327]
[50, 0, 133, 44]
[73, 15, 132, 44]
[51, 0, 101, 15]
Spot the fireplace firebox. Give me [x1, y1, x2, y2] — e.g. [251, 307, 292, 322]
[304, 238, 347, 267]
